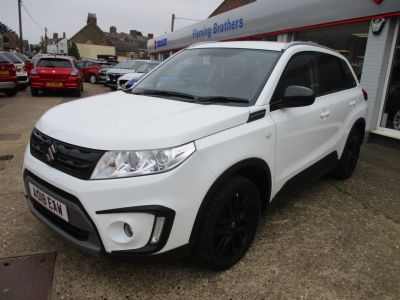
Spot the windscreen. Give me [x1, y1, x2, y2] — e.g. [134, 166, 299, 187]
[132, 48, 281, 104]
[37, 58, 72, 68]
[115, 60, 145, 70]
[137, 63, 159, 73]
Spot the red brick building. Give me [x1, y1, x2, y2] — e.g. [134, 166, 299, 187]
[209, 0, 256, 18]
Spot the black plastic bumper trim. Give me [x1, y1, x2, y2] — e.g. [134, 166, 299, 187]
[96, 205, 175, 255]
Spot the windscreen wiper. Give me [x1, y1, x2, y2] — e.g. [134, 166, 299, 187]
[196, 96, 250, 104]
[132, 89, 197, 100]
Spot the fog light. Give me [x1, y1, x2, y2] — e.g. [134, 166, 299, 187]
[123, 223, 133, 237]
[150, 216, 165, 244]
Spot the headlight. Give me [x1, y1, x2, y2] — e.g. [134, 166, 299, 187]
[91, 142, 196, 179]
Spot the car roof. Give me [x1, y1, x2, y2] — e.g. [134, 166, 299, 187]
[188, 41, 337, 54]
[39, 55, 74, 61]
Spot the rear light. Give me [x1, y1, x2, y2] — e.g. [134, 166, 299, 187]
[70, 69, 79, 76]
[30, 68, 38, 76]
[362, 88, 368, 101]
[23, 65, 27, 71]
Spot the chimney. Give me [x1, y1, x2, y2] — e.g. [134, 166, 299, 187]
[130, 30, 138, 38]
[53, 33, 58, 41]
[110, 26, 117, 34]
[63, 32, 66, 39]
[87, 13, 97, 24]
[148, 33, 154, 39]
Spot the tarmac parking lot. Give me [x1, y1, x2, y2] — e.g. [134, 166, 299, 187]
[0, 84, 399, 299]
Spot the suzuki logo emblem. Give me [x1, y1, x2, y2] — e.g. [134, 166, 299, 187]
[46, 144, 57, 162]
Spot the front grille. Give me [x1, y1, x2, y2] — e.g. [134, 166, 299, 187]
[108, 73, 122, 82]
[30, 128, 105, 180]
[17, 75, 28, 81]
[24, 170, 103, 253]
[32, 200, 89, 240]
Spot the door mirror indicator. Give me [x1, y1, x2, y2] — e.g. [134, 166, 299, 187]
[282, 85, 315, 108]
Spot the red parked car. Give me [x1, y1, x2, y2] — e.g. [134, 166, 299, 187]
[77, 60, 109, 84]
[0, 53, 18, 96]
[30, 56, 83, 97]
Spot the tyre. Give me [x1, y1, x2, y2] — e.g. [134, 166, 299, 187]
[31, 88, 39, 97]
[4, 89, 18, 97]
[330, 127, 363, 180]
[75, 86, 82, 97]
[393, 110, 400, 130]
[196, 176, 261, 270]
[89, 74, 97, 84]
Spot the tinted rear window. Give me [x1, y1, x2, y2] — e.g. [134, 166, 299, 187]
[0, 54, 12, 63]
[3, 53, 23, 63]
[339, 59, 357, 89]
[318, 54, 355, 95]
[15, 53, 30, 62]
[37, 58, 72, 68]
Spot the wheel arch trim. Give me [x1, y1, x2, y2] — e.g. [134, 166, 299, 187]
[189, 158, 271, 245]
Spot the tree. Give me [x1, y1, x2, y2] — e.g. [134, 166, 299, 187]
[0, 22, 12, 33]
[68, 42, 80, 60]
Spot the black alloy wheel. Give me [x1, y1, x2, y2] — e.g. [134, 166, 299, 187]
[331, 127, 362, 180]
[196, 176, 261, 270]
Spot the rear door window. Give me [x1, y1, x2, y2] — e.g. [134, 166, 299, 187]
[37, 59, 72, 68]
[318, 54, 354, 95]
[339, 59, 357, 89]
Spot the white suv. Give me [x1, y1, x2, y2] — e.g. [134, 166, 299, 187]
[22, 41, 367, 270]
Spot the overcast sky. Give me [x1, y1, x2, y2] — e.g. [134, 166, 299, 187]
[1, 0, 224, 44]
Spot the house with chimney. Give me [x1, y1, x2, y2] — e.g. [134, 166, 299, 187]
[104, 26, 153, 59]
[47, 32, 68, 55]
[69, 13, 153, 60]
[69, 13, 115, 59]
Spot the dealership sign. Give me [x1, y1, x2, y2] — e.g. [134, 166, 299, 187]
[148, 0, 399, 53]
[193, 18, 244, 40]
[154, 38, 168, 49]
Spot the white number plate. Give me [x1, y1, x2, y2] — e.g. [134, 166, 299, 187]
[29, 183, 69, 222]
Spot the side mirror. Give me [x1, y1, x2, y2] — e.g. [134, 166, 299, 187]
[282, 85, 315, 108]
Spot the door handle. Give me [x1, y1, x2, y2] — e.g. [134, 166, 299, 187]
[349, 100, 357, 107]
[320, 111, 330, 119]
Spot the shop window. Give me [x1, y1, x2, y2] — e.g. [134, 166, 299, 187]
[380, 28, 400, 131]
[293, 21, 369, 79]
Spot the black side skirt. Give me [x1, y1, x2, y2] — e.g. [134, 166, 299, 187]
[272, 151, 339, 204]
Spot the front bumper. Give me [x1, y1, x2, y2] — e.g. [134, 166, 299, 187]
[23, 145, 215, 256]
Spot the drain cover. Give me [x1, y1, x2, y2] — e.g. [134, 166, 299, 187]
[0, 253, 56, 300]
